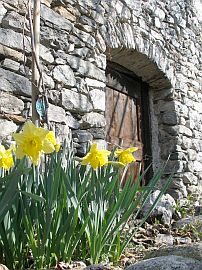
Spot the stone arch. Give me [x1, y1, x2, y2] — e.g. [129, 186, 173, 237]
[98, 11, 181, 177]
[99, 24, 180, 179]
[106, 48, 172, 91]
[95, 3, 202, 201]
[104, 47, 178, 175]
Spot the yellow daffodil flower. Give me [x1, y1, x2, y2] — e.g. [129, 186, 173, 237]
[46, 131, 61, 153]
[13, 121, 56, 165]
[115, 147, 138, 165]
[0, 145, 14, 170]
[81, 143, 111, 170]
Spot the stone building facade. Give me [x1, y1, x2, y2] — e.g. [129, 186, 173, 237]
[0, 0, 201, 204]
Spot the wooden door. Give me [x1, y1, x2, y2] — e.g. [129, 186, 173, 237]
[105, 62, 151, 184]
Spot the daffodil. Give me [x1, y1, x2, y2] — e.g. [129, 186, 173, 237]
[81, 143, 111, 170]
[13, 121, 56, 165]
[0, 145, 14, 170]
[115, 147, 138, 165]
[46, 131, 61, 153]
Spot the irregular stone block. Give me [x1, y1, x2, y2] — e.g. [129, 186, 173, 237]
[140, 190, 176, 225]
[85, 78, 106, 88]
[0, 3, 7, 23]
[41, 0, 52, 7]
[87, 127, 105, 139]
[155, 234, 174, 246]
[4, 114, 26, 124]
[93, 139, 107, 150]
[181, 137, 192, 150]
[71, 47, 90, 58]
[178, 126, 192, 137]
[168, 189, 184, 200]
[65, 112, 80, 129]
[65, 55, 106, 82]
[154, 7, 165, 20]
[41, 4, 73, 32]
[0, 92, 24, 114]
[169, 179, 188, 197]
[89, 89, 105, 111]
[2, 58, 20, 71]
[164, 160, 186, 174]
[187, 185, 200, 198]
[75, 77, 89, 94]
[74, 28, 96, 47]
[187, 149, 197, 161]
[76, 142, 89, 157]
[0, 67, 31, 96]
[163, 125, 179, 136]
[43, 72, 55, 89]
[53, 6, 77, 22]
[79, 15, 97, 28]
[162, 112, 178, 125]
[54, 123, 71, 143]
[61, 90, 93, 113]
[2, 11, 29, 33]
[182, 172, 198, 185]
[81, 112, 106, 128]
[125, 255, 202, 270]
[0, 119, 18, 139]
[1, 0, 19, 7]
[93, 53, 106, 70]
[145, 243, 202, 262]
[40, 45, 54, 64]
[48, 103, 66, 123]
[53, 65, 76, 87]
[174, 215, 202, 234]
[55, 58, 66, 65]
[91, 9, 105, 25]
[96, 31, 107, 52]
[0, 28, 31, 53]
[193, 161, 202, 172]
[0, 44, 25, 62]
[72, 130, 93, 143]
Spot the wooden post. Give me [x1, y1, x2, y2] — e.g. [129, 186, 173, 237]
[32, 0, 41, 126]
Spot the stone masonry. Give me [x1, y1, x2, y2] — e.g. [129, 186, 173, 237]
[0, 0, 201, 204]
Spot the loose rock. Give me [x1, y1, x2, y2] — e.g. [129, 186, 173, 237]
[125, 255, 202, 270]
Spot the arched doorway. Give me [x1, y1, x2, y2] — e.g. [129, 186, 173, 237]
[105, 61, 152, 184]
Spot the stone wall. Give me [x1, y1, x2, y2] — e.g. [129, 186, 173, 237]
[0, 0, 201, 204]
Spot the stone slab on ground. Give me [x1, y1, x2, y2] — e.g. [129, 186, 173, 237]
[173, 215, 202, 233]
[145, 242, 202, 261]
[125, 255, 202, 270]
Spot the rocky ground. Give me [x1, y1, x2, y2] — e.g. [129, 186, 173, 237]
[1, 212, 202, 270]
[55, 214, 202, 270]
[120, 219, 202, 267]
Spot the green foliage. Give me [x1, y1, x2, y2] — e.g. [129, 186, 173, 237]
[0, 159, 31, 268]
[177, 222, 202, 241]
[0, 141, 173, 269]
[175, 195, 196, 219]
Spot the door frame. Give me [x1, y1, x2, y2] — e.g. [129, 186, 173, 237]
[106, 61, 153, 184]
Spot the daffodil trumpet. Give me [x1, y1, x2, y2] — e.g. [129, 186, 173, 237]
[13, 121, 60, 165]
[81, 143, 111, 170]
[114, 147, 138, 165]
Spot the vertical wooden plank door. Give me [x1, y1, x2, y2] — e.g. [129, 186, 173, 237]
[105, 63, 151, 184]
